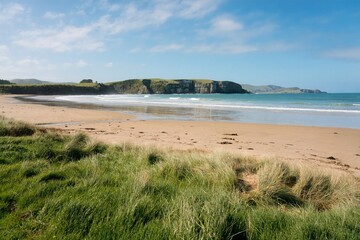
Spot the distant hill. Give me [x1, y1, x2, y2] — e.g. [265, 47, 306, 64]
[10, 79, 52, 84]
[242, 84, 325, 94]
[10, 79, 75, 85]
[0, 79, 11, 84]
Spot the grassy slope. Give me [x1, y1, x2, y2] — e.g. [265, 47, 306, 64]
[0, 83, 107, 95]
[0, 116, 359, 239]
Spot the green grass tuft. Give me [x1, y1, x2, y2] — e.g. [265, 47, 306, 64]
[0, 116, 36, 136]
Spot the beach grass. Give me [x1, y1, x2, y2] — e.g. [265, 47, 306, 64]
[0, 116, 359, 239]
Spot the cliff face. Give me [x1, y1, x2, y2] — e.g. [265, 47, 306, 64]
[0, 79, 249, 95]
[109, 79, 249, 94]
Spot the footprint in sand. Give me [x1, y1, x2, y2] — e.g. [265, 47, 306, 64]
[223, 137, 235, 140]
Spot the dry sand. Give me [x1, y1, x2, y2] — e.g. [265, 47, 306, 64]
[1, 95, 360, 176]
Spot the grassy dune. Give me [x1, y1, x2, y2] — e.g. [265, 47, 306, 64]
[0, 116, 359, 239]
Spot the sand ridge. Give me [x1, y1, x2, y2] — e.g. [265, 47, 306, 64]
[1, 95, 360, 176]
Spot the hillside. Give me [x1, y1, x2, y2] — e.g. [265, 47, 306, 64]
[108, 79, 249, 94]
[242, 84, 325, 94]
[0, 79, 249, 95]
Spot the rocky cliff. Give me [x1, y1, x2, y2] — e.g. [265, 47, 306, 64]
[109, 79, 249, 94]
[0, 79, 249, 95]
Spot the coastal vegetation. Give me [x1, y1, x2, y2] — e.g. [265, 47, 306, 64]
[0, 116, 359, 239]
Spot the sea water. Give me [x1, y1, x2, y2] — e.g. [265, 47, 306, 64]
[33, 93, 360, 129]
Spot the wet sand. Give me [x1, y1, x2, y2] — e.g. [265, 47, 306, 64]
[1, 94, 360, 176]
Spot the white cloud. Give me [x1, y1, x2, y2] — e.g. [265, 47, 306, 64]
[216, 44, 258, 54]
[187, 44, 214, 53]
[0, 3, 25, 23]
[129, 47, 143, 53]
[16, 57, 40, 67]
[0, 45, 10, 63]
[12, 0, 225, 54]
[105, 62, 113, 67]
[262, 42, 296, 52]
[187, 15, 279, 55]
[147, 42, 257, 54]
[44, 11, 65, 19]
[178, 0, 223, 19]
[211, 16, 243, 33]
[97, 3, 172, 34]
[325, 48, 360, 60]
[99, 0, 121, 12]
[96, 0, 223, 34]
[188, 43, 257, 54]
[0, 45, 9, 54]
[242, 22, 277, 39]
[76, 60, 88, 67]
[15, 25, 104, 52]
[0, 55, 56, 78]
[64, 60, 89, 68]
[149, 44, 183, 53]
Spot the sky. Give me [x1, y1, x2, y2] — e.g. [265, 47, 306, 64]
[0, 0, 359, 92]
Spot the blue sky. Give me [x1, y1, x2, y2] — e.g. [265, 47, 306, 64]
[0, 0, 359, 92]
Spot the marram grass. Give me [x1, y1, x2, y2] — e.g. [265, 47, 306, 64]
[0, 116, 359, 239]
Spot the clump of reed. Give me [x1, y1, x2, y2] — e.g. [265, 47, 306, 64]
[238, 160, 360, 211]
[0, 115, 36, 136]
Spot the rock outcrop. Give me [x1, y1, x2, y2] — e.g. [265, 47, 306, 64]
[109, 79, 249, 94]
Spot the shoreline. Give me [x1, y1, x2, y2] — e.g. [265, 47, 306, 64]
[1, 94, 360, 176]
[20, 94, 360, 129]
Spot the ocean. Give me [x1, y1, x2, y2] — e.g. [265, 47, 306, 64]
[32, 93, 360, 129]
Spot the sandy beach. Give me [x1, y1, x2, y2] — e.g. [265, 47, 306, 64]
[1, 94, 360, 176]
